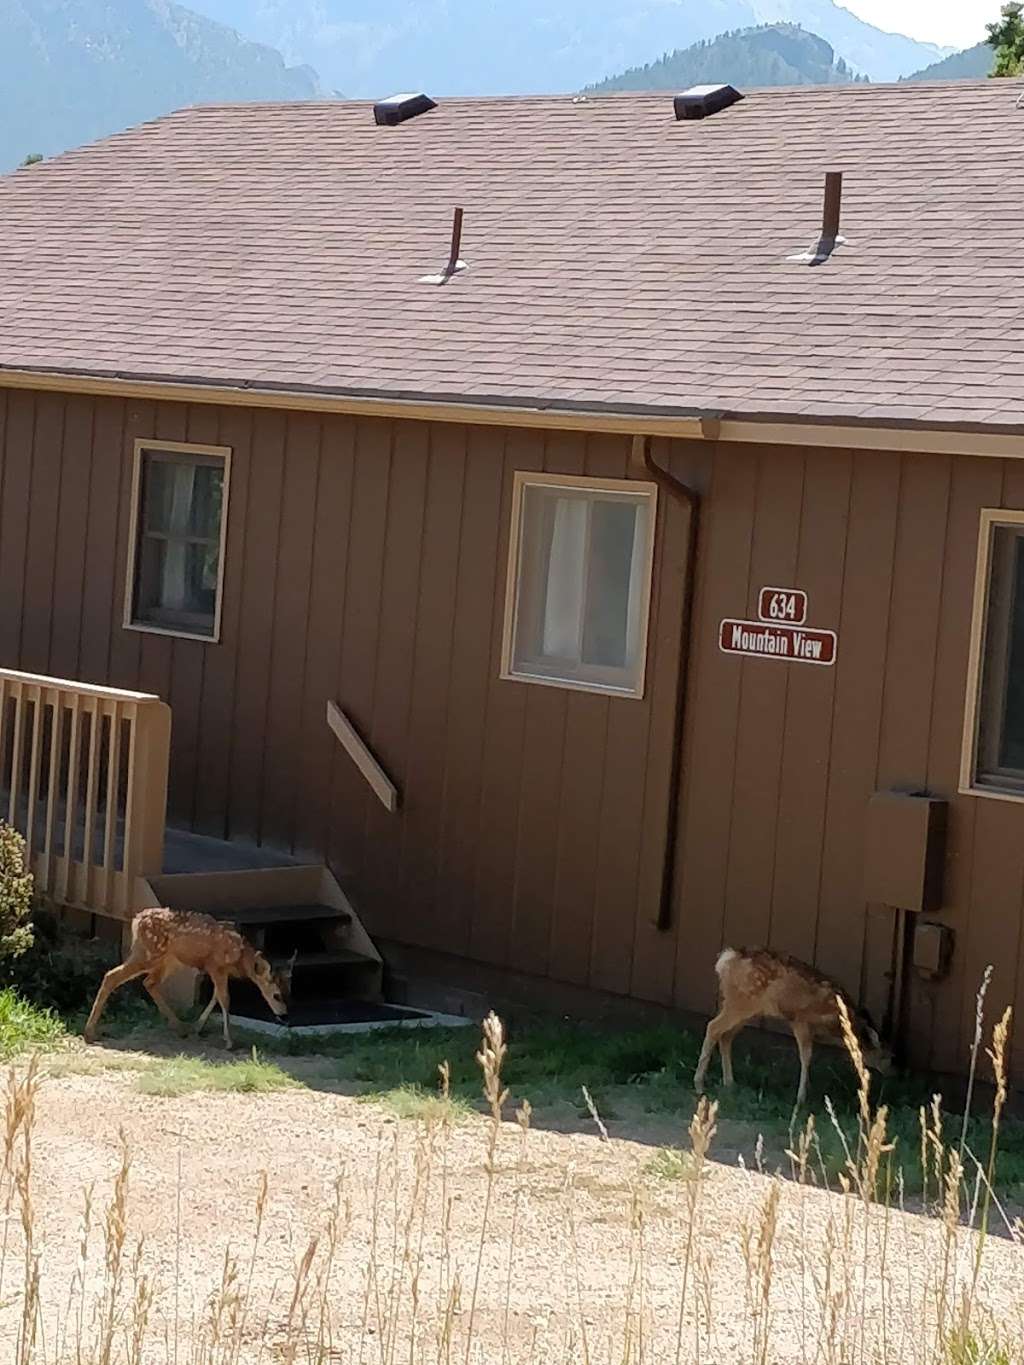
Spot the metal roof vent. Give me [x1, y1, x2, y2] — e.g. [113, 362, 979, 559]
[673, 84, 743, 121]
[373, 92, 437, 126]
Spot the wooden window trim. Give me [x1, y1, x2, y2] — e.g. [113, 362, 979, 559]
[960, 507, 1024, 803]
[500, 470, 658, 700]
[123, 438, 232, 644]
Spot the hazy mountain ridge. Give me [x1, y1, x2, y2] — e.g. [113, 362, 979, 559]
[588, 24, 867, 93]
[903, 42, 992, 81]
[0, 0, 322, 172]
[185, 0, 949, 94]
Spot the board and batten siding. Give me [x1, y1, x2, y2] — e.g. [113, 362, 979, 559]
[1, 382, 1022, 1085]
[0, 387, 703, 1009]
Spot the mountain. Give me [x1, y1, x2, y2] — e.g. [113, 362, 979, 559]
[184, 0, 949, 96]
[904, 42, 992, 81]
[589, 24, 866, 93]
[0, 0, 323, 173]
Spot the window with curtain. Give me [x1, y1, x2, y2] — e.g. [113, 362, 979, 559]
[129, 446, 227, 639]
[972, 517, 1024, 793]
[502, 473, 656, 697]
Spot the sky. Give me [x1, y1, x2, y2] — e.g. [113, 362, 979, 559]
[842, 0, 1001, 49]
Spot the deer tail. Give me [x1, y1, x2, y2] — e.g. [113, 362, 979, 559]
[715, 947, 739, 978]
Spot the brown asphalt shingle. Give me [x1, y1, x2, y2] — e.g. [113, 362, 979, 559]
[1, 80, 1024, 431]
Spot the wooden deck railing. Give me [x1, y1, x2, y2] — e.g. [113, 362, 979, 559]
[0, 669, 171, 919]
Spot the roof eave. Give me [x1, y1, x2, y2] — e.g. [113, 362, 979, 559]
[0, 363, 1022, 459]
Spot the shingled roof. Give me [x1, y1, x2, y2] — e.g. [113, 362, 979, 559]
[1, 80, 1023, 433]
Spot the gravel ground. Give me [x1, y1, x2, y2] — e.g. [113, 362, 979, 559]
[0, 1051, 1021, 1364]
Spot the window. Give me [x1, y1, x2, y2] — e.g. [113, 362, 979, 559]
[501, 472, 657, 698]
[963, 510, 1024, 797]
[125, 441, 230, 641]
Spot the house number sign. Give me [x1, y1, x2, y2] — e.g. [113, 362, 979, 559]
[719, 587, 837, 667]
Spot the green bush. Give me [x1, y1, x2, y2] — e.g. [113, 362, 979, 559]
[3, 906, 117, 1016]
[0, 824, 33, 965]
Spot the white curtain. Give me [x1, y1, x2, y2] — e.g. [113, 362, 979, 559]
[541, 496, 587, 659]
[160, 462, 196, 611]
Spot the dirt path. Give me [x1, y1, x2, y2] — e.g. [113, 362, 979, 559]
[0, 1054, 1021, 1363]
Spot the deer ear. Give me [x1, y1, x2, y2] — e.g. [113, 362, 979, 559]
[286, 950, 297, 974]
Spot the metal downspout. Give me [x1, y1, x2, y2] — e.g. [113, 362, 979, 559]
[630, 434, 703, 931]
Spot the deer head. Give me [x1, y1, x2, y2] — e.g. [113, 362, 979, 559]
[854, 1010, 893, 1076]
[246, 949, 291, 1022]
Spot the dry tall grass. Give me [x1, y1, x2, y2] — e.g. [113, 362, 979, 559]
[0, 1005, 1021, 1364]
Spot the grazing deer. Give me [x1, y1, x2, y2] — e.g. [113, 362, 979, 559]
[84, 908, 294, 1050]
[693, 947, 892, 1106]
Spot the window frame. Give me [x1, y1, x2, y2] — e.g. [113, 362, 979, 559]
[960, 507, 1024, 802]
[123, 438, 232, 644]
[500, 470, 658, 700]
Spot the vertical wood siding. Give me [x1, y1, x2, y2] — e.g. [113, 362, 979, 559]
[2, 384, 1023, 1084]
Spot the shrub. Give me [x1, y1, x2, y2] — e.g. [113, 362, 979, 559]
[3, 905, 117, 1016]
[0, 824, 33, 966]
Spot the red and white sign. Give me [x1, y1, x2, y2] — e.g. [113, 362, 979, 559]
[758, 587, 807, 625]
[719, 618, 837, 666]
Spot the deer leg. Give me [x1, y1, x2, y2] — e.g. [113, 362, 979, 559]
[718, 1025, 744, 1088]
[695, 1010, 747, 1092]
[142, 967, 187, 1039]
[83, 961, 149, 1042]
[209, 972, 233, 1050]
[792, 1021, 814, 1107]
[195, 984, 219, 1037]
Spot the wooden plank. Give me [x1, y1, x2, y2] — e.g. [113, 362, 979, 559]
[470, 428, 545, 968]
[672, 445, 760, 1017]
[815, 451, 902, 993]
[433, 425, 507, 958]
[549, 433, 615, 988]
[48, 394, 95, 679]
[83, 399, 131, 688]
[721, 447, 804, 955]
[358, 420, 429, 937]
[133, 404, 186, 705]
[576, 433, 643, 995]
[923, 455, 1003, 1076]
[193, 405, 252, 838]
[507, 429, 586, 979]
[867, 453, 951, 1061]
[326, 702, 397, 813]
[107, 400, 154, 691]
[162, 405, 223, 828]
[294, 413, 355, 858]
[629, 437, 713, 1004]
[770, 449, 852, 962]
[326, 417, 392, 888]
[260, 410, 322, 850]
[20, 394, 64, 673]
[0, 391, 34, 664]
[227, 408, 287, 844]
[394, 421, 467, 947]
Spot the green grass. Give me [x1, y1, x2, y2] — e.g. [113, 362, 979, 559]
[0, 987, 65, 1057]
[645, 1146, 702, 1181]
[135, 1049, 299, 1098]
[370, 1083, 472, 1124]
[249, 1017, 1024, 1199]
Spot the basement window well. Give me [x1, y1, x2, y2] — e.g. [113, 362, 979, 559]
[125, 440, 231, 642]
[501, 472, 657, 699]
[963, 509, 1024, 798]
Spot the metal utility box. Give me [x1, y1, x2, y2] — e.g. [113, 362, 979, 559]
[913, 922, 954, 980]
[864, 791, 947, 913]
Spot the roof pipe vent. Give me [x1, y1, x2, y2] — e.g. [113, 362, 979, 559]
[673, 84, 743, 121]
[786, 171, 846, 265]
[373, 92, 437, 127]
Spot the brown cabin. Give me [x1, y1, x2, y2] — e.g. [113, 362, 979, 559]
[0, 80, 1023, 1080]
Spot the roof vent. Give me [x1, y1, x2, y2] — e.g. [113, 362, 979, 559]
[373, 92, 437, 127]
[673, 84, 743, 121]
